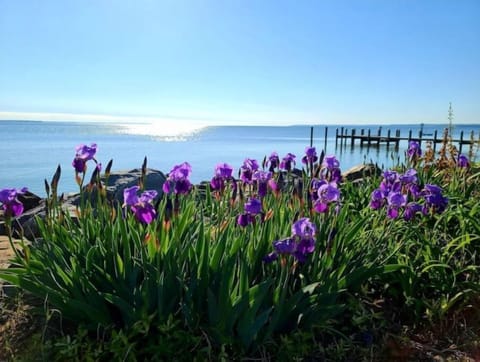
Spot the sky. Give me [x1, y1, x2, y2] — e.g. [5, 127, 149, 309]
[0, 0, 479, 126]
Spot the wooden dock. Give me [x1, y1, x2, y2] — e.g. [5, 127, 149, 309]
[335, 127, 479, 153]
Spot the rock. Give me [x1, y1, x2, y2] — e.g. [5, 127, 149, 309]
[104, 168, 166, 204]
[66, 168, 167, 207]
[0, 191, 43, 236]
[17, 191, 42, 212]
[342, 163, 382, 182]
[14, 202, 46, 240]
[2, 168, 166, 240]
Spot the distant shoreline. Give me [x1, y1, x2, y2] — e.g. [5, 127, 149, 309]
[1, 118, 479, 128]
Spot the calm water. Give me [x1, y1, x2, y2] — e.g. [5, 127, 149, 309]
[1, 121, 479, 196]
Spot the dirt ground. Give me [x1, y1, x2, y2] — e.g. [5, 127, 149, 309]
[0, 235, 15, 270]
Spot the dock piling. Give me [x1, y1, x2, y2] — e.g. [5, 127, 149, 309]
[328, 126, 476, 152]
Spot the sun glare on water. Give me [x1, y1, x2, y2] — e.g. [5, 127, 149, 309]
[116, 121, 208, 141]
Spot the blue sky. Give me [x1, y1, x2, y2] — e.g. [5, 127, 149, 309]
[0, 0, 479, 125]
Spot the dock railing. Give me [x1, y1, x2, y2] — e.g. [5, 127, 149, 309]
[333, 126, 479, 154]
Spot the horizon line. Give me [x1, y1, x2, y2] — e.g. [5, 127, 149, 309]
[0, 111, 479, 127]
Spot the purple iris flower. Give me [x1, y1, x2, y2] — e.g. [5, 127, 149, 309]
[408, 184, 422, 199]
[140, 190, 158, 202]
[379, 171, 401, 196]
[291, 217, 316, 238]
[267, 152, 280, 172]
[387, 192, 407, 209]
[387, 192, 407, 219]
[279, 153, 296, 171]
[321, 155, 342, 183]
[72, 158, 87, 173]
[215, 163, 234, 178]
[273, 238, 296, 254]
[240, 158, 259, 184]
[170, 162, 192, 180]
[173, 179, 192, 195]
[407, 141, 422, 159]
[210, 177, 223, 190]
[292, 218, 316, 262]
[253, 170, 273, 198]
[237, 213, 252, 227]
[132, 204, 157, 224]
[211, 163, 234, 191]
[237, 198, 262, 227]
[424, 184, 442, 194]
[123, 185, 140, 206]
[404, 202, 422, 221]
[262, 252, 278, 263]
[314, 183, 340, 213]
[310, 178, 327, 196]
[123, 186, 158, 224]
[382, 170, 399, 184]
[0, 187, 28, 217]
[422, 184, 448, 214]
[399, 169, 417, 184]
[296, 237, 316, 254]
[457, 154, 470, 168]
[244, 198, 262, 215]
[295, 238, 316, 262]
[330, 168, 342, 183]
[163, 162, 193, 195]
[369, 189, 385, 210]
[72, 143, 97, 173]
[264, 217, 317, 263]
[75, 143, 97, 160]
[323, 155, 340, 170]
[387, 207, 400, 219]
[387, 191, 407, 207]
[318, 183, 340, 202]
[302, 146, 318, 164]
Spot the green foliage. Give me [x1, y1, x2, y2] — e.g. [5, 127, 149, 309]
[1, 148, 479, 360]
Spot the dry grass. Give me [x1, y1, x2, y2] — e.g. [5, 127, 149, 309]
[0, 290, 43, 360]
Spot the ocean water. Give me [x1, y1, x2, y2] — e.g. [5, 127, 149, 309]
[1, 120, 479, 196]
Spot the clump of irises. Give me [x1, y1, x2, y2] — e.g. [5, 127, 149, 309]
[63, 142, 462, 228]
[308, 154, 342, 214]
[370, 169, 448, 220]
[263, 217, 317, 263]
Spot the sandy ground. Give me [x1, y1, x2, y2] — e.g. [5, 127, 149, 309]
[0, 235, 16, 270]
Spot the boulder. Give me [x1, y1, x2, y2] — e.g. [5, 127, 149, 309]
[104, 168, 166, 204]
[15, 203, 46, 240]
[342, 163, 382, 182]
[0, 191, 43, 237]
[17, 191, 42, 212]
